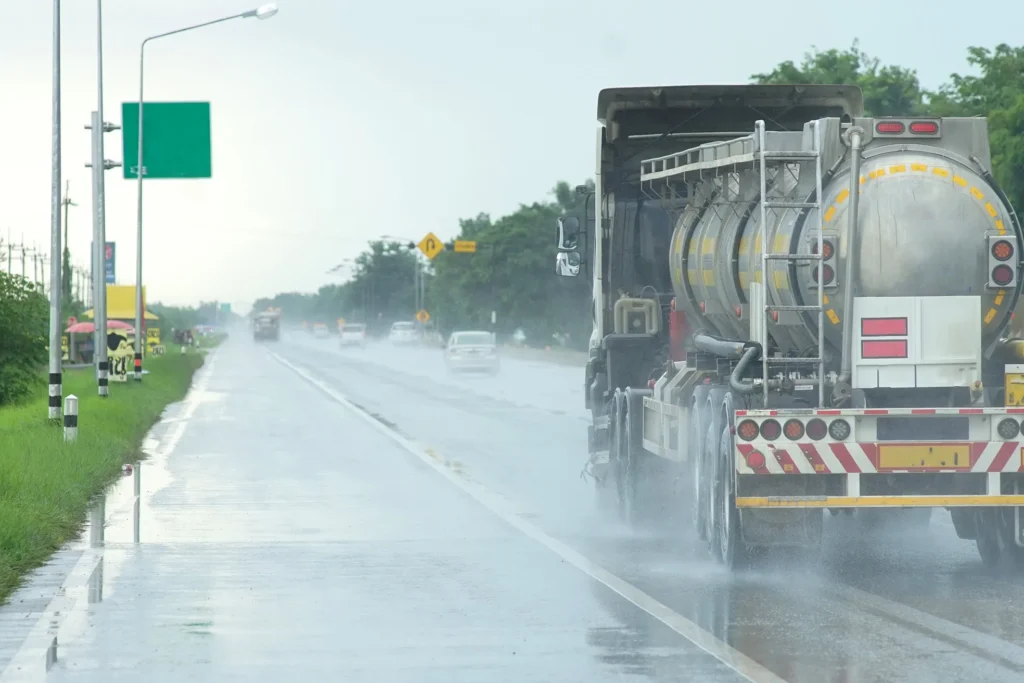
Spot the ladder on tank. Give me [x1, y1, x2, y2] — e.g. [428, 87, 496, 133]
[637, 119, 828, 406]
[756, 120, 826, 406]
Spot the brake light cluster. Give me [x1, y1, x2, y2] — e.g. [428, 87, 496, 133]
[737, 416, 851, 442]
[874, 120, 940, 136]
[988, 236, 1018, 289]
[810, 239, 837, 286]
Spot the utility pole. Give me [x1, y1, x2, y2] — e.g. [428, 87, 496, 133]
[48, 0, 64, 421]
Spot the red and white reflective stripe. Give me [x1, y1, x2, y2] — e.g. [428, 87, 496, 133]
[737, 407, 1024, 417]
[735, 441, 1024, 474]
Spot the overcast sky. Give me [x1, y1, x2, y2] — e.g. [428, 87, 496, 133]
[2, 1, 1022, 312]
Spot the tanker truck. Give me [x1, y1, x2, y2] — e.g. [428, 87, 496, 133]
[555, 84, 1024, 569]
[253, 309, 281, 341]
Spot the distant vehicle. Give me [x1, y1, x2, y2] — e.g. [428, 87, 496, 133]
[252, 310, 280, 342]
[388, 321, 419, 345]
[339, 323, 367, 347]
[313, 322, 330, 338]
[445, 330, 499, 374]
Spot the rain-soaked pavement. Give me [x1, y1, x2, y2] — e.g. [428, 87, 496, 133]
[6, 330, 1024, 682]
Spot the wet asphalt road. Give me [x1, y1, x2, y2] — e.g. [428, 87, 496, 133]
[7, 330, 1024, 681]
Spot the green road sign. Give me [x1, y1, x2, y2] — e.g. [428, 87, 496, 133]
[121, 102, 212, 179]
[219, 302, 231, 314]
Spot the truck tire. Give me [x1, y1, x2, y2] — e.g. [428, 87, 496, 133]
[689, 384, 711, 541]
[975, 508, 1024, 571]
[621, 391, 657, 528]
[715, 423, 748, 569]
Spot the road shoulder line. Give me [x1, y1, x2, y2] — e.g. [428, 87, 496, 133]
[271, 350, 784, 683]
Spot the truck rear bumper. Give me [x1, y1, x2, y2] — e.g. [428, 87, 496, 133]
[732, 407, 1024, 508]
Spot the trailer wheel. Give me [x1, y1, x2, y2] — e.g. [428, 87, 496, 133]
[715, 424, 748, 569]
[976, 508, 1024, 571]
[690, 404, 706, 540]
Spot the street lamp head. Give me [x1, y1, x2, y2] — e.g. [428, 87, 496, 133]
[251, 4, 278, 20]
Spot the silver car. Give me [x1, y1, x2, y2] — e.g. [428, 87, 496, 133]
[388, 321, 419, 345]
[445, 330, 500, 374]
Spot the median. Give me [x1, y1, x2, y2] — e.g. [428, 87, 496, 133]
[0, 349, 209, 604]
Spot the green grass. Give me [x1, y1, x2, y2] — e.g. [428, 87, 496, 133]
[0, 350, 206, 604]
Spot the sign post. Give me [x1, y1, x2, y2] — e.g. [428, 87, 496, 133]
[121, 100, 212, 381]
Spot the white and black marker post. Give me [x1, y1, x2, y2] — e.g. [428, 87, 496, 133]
[47, 0, 63, 421]
[64, 394, 78, 442]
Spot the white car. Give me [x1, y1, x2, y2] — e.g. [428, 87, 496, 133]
[445, 330, 500, 374]
[313, 323, 330, 338]
[339, 323, 367, 347]
[388, 321, 419, 345]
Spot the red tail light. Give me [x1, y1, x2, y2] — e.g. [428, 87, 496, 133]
[783, 419, 805, 440]
[806, 418, 827, 440]
[737, 419, 759, 441]
[812, 240, 834, 260]
[992, 240, 1014, 262]
[876, 121, 905, 134]
[759, 419, 782, 440]
[745, 450, 766, 469]
[811, 264, 835, 285]
[909, 121, 939, 134]
[992, 265, 1014, 286]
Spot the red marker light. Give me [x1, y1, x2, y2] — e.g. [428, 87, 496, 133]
[745, 450, 766, 469]
[875, 121, 905, 134]
[909, 121, 938, 134]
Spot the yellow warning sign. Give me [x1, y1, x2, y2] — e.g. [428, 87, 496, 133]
[454, 240, 477, 253]
[417, 232, 444, 260]
[416, 310, 431, 323]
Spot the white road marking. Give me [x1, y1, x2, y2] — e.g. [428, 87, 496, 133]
[0, 355, 218, 682]
[822, 582, 1024, 670]
[271, 351, 786, 683]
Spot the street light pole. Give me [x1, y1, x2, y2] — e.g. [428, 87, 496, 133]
[133, 3, 278, 381]
[47, 0, 63, 421]
[96, 0, 110, 396]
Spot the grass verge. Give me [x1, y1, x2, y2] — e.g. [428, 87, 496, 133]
[0, 350, 206, 604]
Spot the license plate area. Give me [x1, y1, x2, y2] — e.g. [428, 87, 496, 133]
[877, 443, 971, 470]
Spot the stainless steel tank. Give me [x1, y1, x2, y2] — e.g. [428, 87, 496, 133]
[669, 121, 1022, 362]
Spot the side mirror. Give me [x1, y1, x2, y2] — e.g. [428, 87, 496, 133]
[557, 216, 581, 250]
[556, 251, 581, 277]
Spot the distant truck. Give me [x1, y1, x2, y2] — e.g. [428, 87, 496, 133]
[253, 310, 281, 341]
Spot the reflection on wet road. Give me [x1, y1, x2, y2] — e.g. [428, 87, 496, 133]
[7, 331, 1024, 681]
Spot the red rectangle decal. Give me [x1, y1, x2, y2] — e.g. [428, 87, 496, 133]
[862, 339, 908, 359]
[861, 317, 908, 336]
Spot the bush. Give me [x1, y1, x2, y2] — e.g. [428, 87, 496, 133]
[0, 273, 48, 406]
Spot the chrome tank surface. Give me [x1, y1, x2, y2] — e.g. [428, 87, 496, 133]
[669, 142, 1019, 361]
